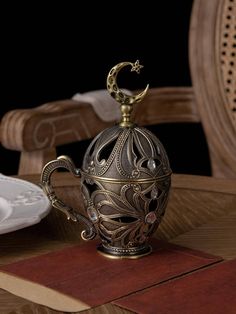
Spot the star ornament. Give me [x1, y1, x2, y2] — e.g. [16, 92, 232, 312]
[131, 60, 144, 74]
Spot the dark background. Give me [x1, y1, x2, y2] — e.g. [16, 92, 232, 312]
[0, 1, 211, 176]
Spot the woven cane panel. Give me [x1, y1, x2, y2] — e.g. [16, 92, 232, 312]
[220, 0, 236, 126]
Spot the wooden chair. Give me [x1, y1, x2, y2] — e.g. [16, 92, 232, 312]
[0, 0, 235, 178]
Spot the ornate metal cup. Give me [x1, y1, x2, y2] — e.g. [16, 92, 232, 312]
[41, 61, 172, 258]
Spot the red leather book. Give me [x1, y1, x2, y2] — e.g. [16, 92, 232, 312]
[114, 258, 236, 314]
[0, 239, 221, 312]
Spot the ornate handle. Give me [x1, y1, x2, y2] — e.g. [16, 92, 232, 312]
[40, 155, 96, 240]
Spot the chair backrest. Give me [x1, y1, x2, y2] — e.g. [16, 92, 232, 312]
[190, 0, 236, 178]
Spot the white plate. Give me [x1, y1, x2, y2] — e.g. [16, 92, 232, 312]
[0, 174, 51, 234]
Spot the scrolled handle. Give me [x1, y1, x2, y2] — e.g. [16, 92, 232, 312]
[40, 155, 96, 240]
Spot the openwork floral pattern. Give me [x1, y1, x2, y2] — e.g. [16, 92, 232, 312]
[81, 124, 171, 255]
[81, 177, 170, 249]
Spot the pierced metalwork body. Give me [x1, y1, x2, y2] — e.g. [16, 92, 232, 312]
[80, 125, 171, 257]
[41, 60, 171, 258]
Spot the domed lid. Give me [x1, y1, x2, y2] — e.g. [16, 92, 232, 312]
[81, 61, 171, 181]
[82, 125, 171, 180]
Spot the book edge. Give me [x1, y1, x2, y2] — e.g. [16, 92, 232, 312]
[0, 271, 90, 312]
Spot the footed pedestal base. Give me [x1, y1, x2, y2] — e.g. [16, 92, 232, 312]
[97, 243, 152, 259]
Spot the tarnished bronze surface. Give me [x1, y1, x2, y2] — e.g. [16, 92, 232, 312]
[41, 61, 171, 258]
[106, 60, 149, 128]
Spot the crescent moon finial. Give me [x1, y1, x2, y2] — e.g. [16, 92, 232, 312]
[107, 60, 149, 127]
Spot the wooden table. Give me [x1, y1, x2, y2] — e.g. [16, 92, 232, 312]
[0, 173, 236, 313]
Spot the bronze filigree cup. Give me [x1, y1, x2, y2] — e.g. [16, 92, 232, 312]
[41, 61, 172, 258]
